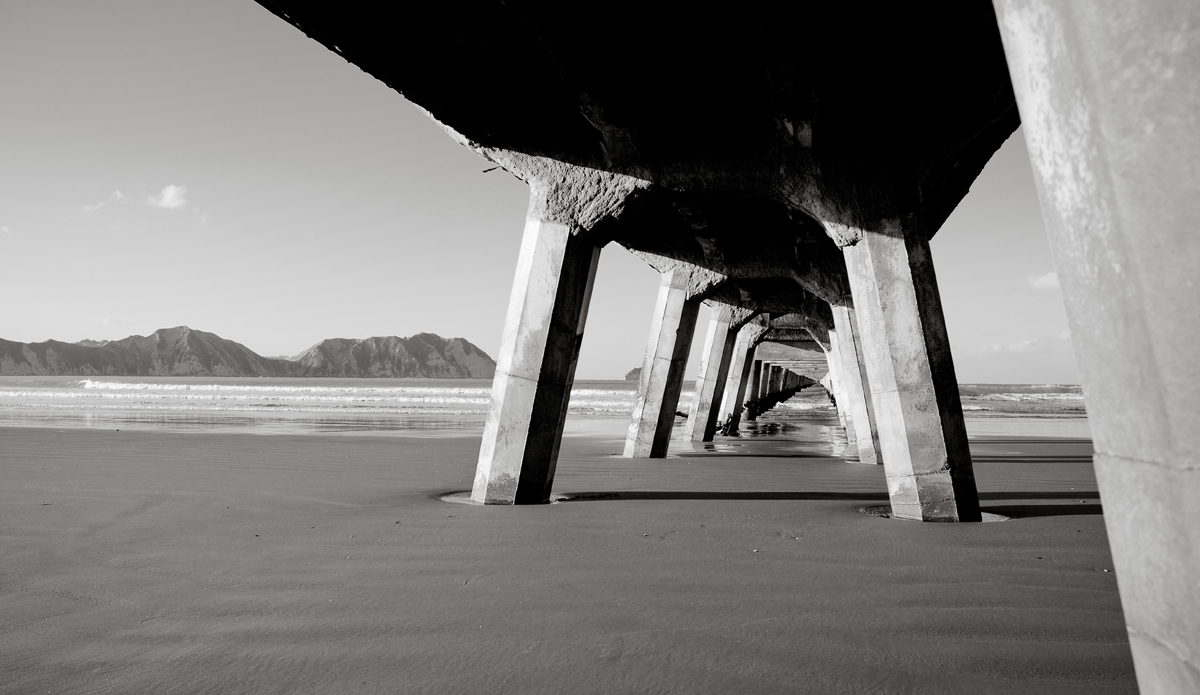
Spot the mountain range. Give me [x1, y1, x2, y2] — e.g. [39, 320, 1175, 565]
[0, 326, 495, 378]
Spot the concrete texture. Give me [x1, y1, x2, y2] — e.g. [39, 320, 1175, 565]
[823, 329, 851, 431]
[995, 1, 1200, 689]
[719, 322, 769, 434]
[843, 224, 980, 522]
[473, 212, 601, 505]
[685, 306, 757, 442]
[746, 359, 763, 422]
[831, 306, 880, 465]
[624, 270, 701, 458]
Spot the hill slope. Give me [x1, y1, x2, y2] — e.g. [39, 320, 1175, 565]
[0, 327, 495, 378]
[291, 334, 494, 378]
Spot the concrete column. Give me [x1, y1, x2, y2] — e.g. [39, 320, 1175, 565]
[685, 306, 755, 441]
[721, 325, 767, 434]
[995, 2, 1200, 689]
[624, 270, 701, 458]
[768, 365, 784, 395]
[758, 362, 773, 400]
[824, 330, 850, 431]
[827, 329, 855, 438]
[843, 220, 980, 522]
[472, 218, 601, 505]
[831, 306, 879, 463]
[746, 359, 763, 421]
[718, 323, 767, 427]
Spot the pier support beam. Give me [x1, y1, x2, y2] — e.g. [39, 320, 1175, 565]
[831, 305, 881, 464]
[842, 219, 980, 522]
[768, 365, 784, 396]
[720, 322, 768, 434]
[746, 359, 763, 422]
[995, 2, 1200, 689]
[472, 218, 601, 504]
[685, 305, 757, 442]
[624, 270, 701, 458]
[823, 329, 852, 432]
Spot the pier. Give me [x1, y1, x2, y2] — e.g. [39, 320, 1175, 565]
[256, 3, 1199, 691]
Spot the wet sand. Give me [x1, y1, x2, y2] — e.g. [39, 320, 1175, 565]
[1, 426, 1134, 693]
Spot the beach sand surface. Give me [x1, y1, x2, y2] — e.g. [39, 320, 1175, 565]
[1, 426, 1134, 693]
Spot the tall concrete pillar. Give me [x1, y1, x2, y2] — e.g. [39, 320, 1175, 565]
[721, 323, 767, 434]
[995, 2, 1200, 689]
[746, 359, 763, 421]
[472, 217, 601, 505]
[831, 305, 879, 463]
[827, 329, 855, 438]
[685, 305, 756, 442]
[768, 365, 784, 395]
[842, 221, 980, 522]
[624, 270, 701, 458]
[758, 361, 773, 400]
[823, 329, 850, 431]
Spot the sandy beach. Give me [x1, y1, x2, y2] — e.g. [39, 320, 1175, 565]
[1, 422, 1134, 694]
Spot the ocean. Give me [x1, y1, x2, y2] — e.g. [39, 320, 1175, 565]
[0, 376, 1090, 441]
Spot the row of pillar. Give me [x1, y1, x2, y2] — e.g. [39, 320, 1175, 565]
[471, 206, 980, 522]
[469, 4, 1198, 687]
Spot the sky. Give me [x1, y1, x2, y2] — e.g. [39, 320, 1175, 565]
[0, 0, 1077, 383]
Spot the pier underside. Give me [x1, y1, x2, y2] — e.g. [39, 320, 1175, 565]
[257, 2, 1200, 690]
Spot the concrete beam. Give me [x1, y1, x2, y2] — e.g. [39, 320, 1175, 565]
[685, 304, 758, 441]
[473, 216, 602, 504]
[624, 268, 702, 458]
[768, 365, 784, 396]
[831, 305, 882, 465]
[995, 2, 1200, 688]
[720, 321, 769, 434]
[826, 328, 855, 438]
[842, 220, 980, 522]
[746, 359, 763, 421]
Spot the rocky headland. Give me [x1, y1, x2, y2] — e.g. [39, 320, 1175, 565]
[0, 326, 495, 378]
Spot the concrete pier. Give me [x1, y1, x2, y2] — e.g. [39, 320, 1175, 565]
[827, 329, 855, 439]
[685, 306, 757, 442]
[624, 269, 702, 458]
[822, 329, 850, 431]
[718, 321, 767, 434]
[758, 362, 773, 401]
[260, 8, 1200, 689]
[995, 1, 1200, 689]
[842, 221, 980, 522]
[472, 215, 602, 504]
[746, 359, 763, 421]
[831, 305, 880, 465]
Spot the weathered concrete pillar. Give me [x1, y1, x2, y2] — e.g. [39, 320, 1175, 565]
[721, 322, 768, 434]
[685, 305, 757, 441]
[758, 362, 773, 400]
[746, 359, 763, 421]
[823, 329, 851, 431]
[842, 221, 980, 522]
[624, 270, 701, 458]
[826, 329, 855, 438]
[995, 2, 1200, 689]
[831, 305, 881, 465]
[768, 365, 784, 395]
[472, 217, 601, 504]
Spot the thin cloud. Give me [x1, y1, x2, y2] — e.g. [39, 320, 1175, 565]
[1, 225, 13, 234]
[146, 185, 187, 209]
[82, 190, 129, 213]
[1027, 271, 1060, 291]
